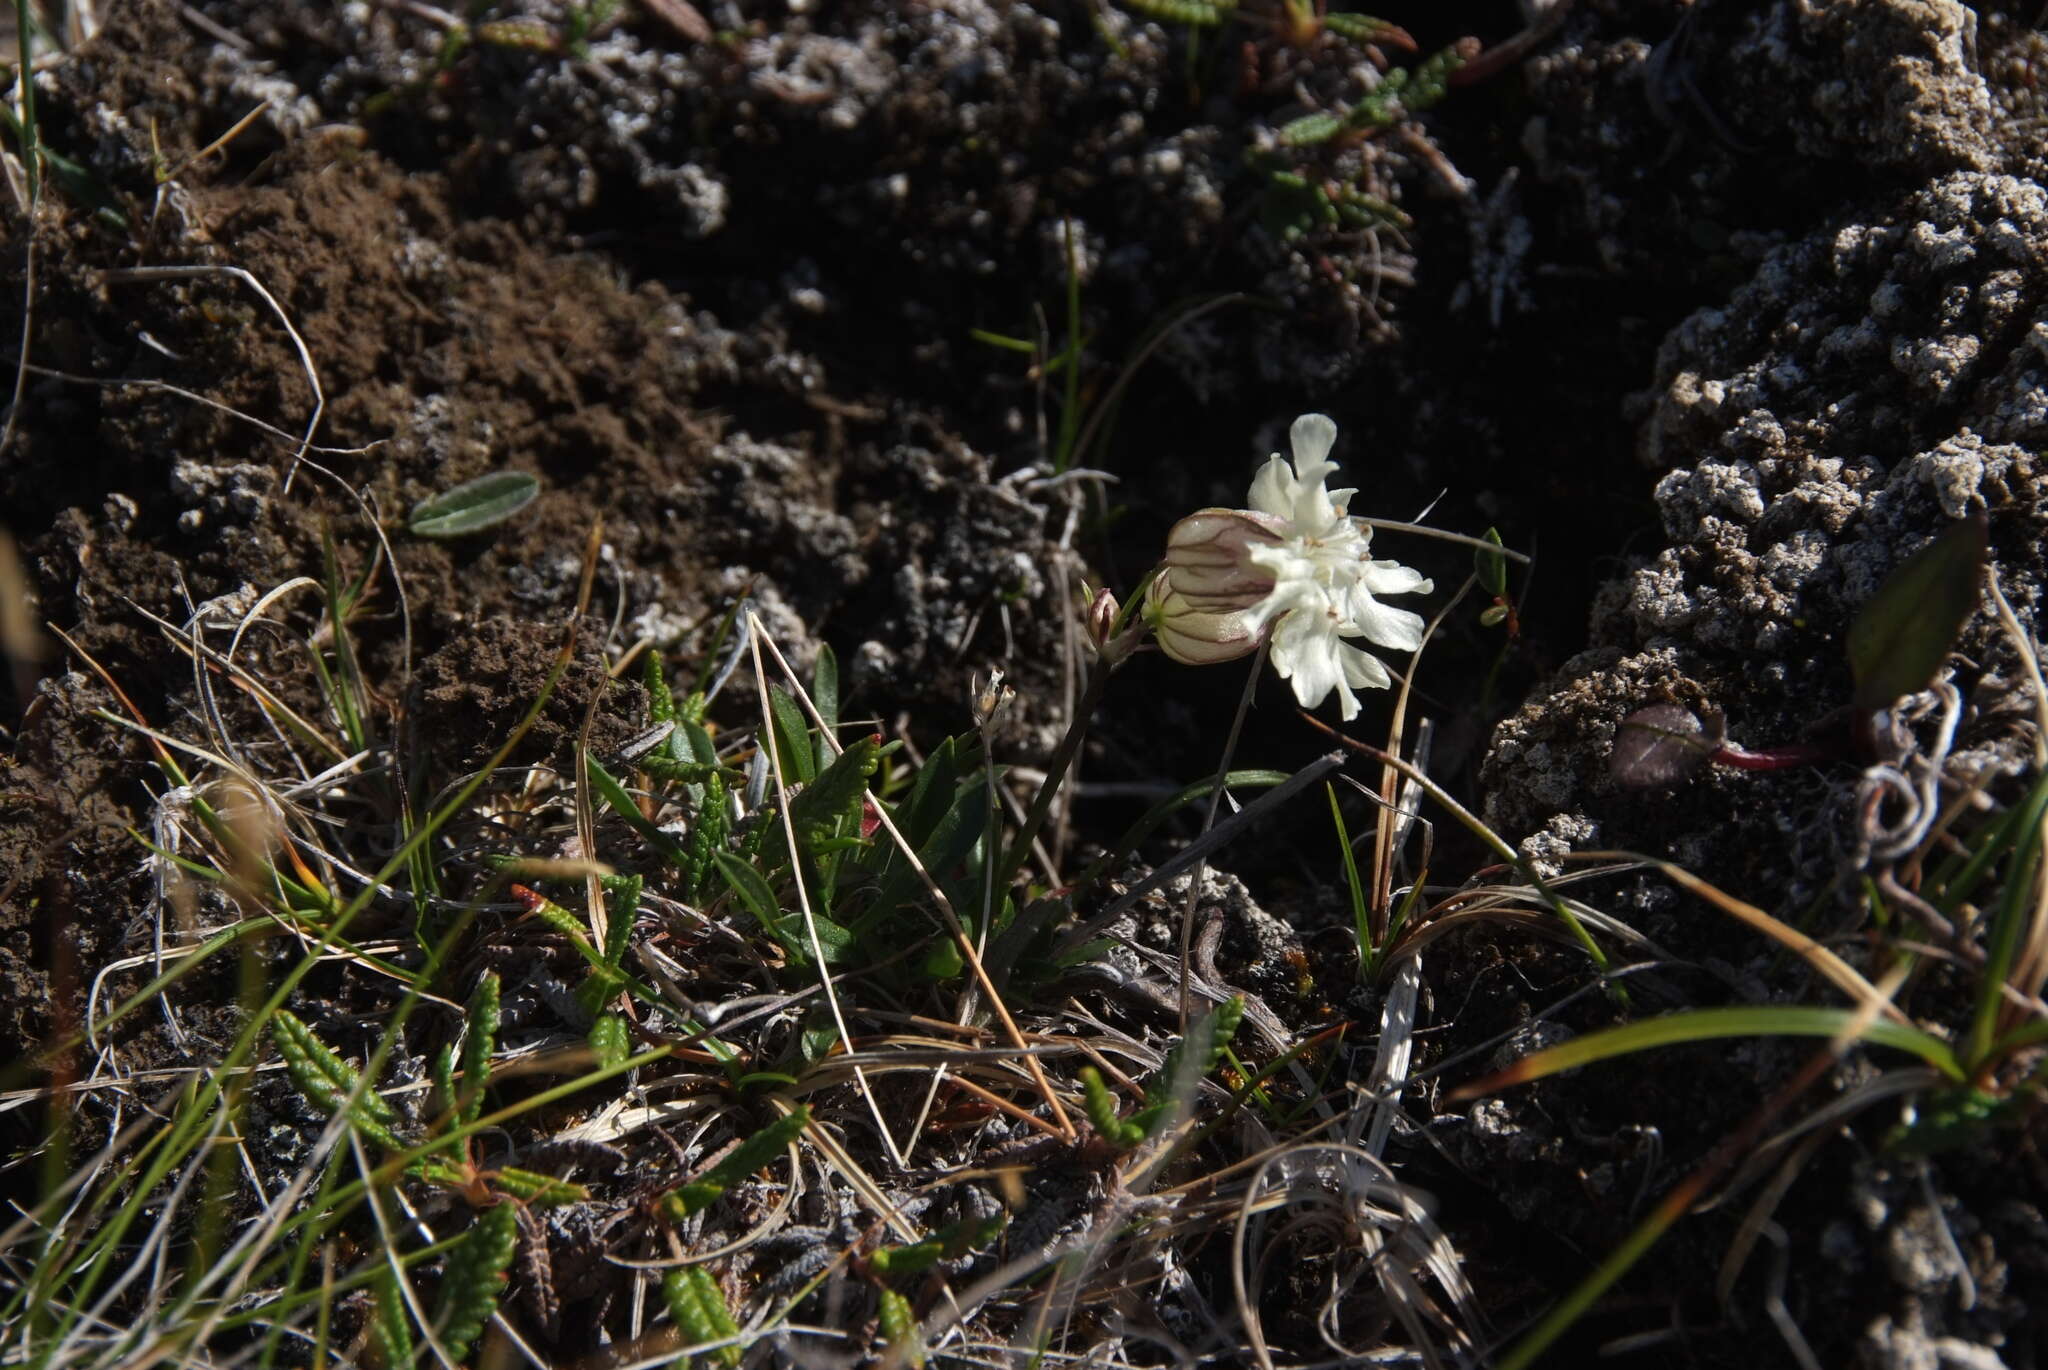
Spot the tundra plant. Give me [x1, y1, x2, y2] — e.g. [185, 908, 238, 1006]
[1144, 413, 1433, 718]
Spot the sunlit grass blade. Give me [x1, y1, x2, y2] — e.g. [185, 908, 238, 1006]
[660, 1106, 811, 1220]
[584, 753, 693, 868]
[1968, 765, 2048, 1062]
[1450, 1005, 1962, 1101]
[1327, 782, 1375, 980]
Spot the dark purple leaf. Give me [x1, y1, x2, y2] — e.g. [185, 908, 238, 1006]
[1610, 705, 1716, 789]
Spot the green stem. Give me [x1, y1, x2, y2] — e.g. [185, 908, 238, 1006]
[15, 0, 38, 205]
[1053, 217, 1082, 472]
[995, 657, 1110, 896]
[1178, 641, 1266, 1023]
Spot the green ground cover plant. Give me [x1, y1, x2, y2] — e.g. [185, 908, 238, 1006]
[14, 394, 2036, 1369]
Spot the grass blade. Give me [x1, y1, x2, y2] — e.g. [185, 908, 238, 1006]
[1451, 1005, 1962, 1100]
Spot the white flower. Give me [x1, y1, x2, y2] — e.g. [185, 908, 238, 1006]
[1148, 414, 1434, 721]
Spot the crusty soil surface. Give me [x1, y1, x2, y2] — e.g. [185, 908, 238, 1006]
[4, 2, 2047, 1366]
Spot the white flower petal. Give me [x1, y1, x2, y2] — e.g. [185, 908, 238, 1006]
[1338, 641, 1391, 691]
[1269, 609, 1345, 710]
[1360, 561, 1432, 596]
[1242, 573, 1320, 634]
[1293, 474, 1342, 537]
[1247, 455, 1296, 519]
[1345, 597, 1427, 653]
[1290, 413, 1337, 469]
[1245, 543, 1318, 581]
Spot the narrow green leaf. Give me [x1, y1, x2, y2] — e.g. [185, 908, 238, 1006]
[513, 884, 669, 1006]
[428, 1044, 457, 1129]
[661, 1266, 742, 1368]
[1968, 764, 2048, 1065]
[435, 1204, 518, 1361]
[700, 1106, 810, 1190]
[682, 770, 728, 901]
[869, 1215, 1005, 1279]
[1847, 514, 1988, 712]
[407, 471, 541, 538]
[789, 734, 884, 841]
[1129, 997, 1246, 1138]
[767, 685, 816, 785]
[1934, 766, 2047, 911]
[681, 719, 721, 766]
[968, 328, 1038, 354]
[456, 973, 499, 1127]
[271, 1010, 404, 1149]
[713, 850, 805, 965]
[1323, 11, 1403, 41]
[663, 1107, 810, 1219]
[1279, 111, 1343, 146]
[864, 754, 997, 941]
[513, 883, 591, 940]
[813, 643, 839, 735]
[590, 1012, 630, 1070]
[1476, 526, 1508, 597]
[1080, 1067, 1143, 1148]
[603, 874, 642, 969]
[7, 6, 41, 208]
[370, 1265, 418, 1370]
[491, 1167, 589, 1206]
[876, 1286, 925, 1368]
[1122, 0, 1233, 27]
[1327, 784, 1374, 979]
[644, 650, 676, 725]
[1885, 1085, 2027, 1156]
[411, 1157, 469, 1189]
[732, 1071, 801, 1090]
[1456, 1006, 1964, 1097]
[757, 734, 883, 881]
[586, 755, 693, 869]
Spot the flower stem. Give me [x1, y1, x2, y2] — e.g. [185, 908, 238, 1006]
[995, 657, 1111, 896]
[1179, 641, 1268, 1026]
[1708, 742, 1827, 771]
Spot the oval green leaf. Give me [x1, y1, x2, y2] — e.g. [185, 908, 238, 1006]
[1846, 514, 1987, 712]
[408, 470, 541, 537]
[1475, 526, 1508, 598]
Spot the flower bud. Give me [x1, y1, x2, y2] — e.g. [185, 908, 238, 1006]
[1084, 585, 1119, 650]
[1162, 509, 1284, 603]
[1143, 572, 1263, 666]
